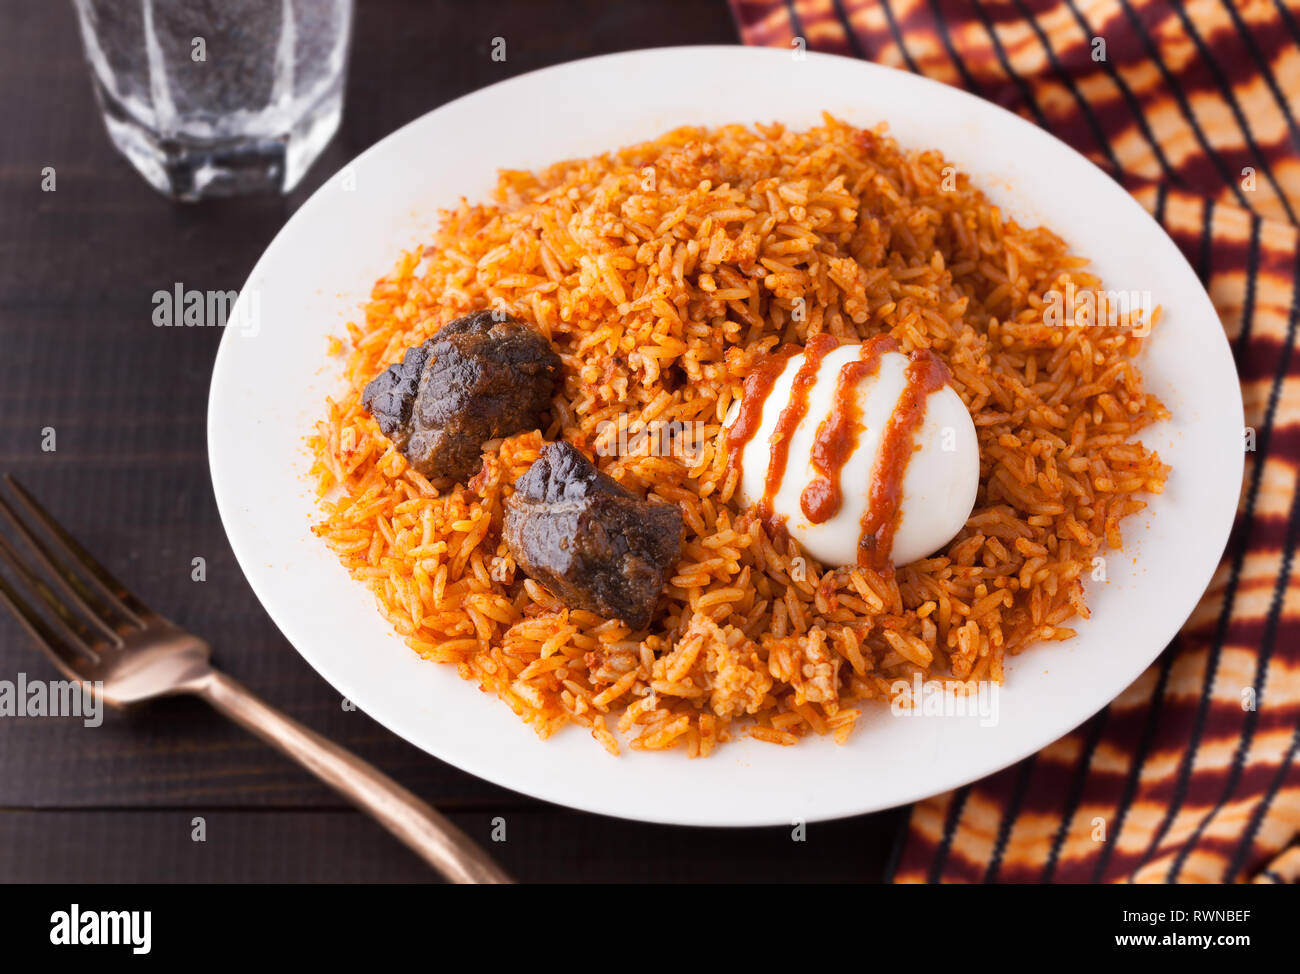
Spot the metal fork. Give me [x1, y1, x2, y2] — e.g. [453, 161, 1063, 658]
[0, 475, 512, 884]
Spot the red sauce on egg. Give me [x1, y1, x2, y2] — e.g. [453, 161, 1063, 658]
[856, 348, 952, 575]
[724, 344, 799, 486]
[754, 334, 838, 525]
[799, 334, 899, 524]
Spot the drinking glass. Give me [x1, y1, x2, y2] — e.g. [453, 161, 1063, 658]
[72, 0, 354, 200]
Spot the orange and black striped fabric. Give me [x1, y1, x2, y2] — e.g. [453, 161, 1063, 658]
[731, 0, 1300, 883]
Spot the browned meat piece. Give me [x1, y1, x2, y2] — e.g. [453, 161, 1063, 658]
[504, 441, 683, 630]
[361, 310, 561, 482]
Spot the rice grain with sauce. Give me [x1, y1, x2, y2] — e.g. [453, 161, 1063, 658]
[309, 116, 1169, 756]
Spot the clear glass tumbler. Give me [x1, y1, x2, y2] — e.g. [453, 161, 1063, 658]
[72, 0, 354, 201]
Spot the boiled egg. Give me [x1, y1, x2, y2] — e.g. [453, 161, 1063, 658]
[724, 338, 979, 569]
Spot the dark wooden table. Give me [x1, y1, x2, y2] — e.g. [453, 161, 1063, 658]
[0, 0, 904, 883]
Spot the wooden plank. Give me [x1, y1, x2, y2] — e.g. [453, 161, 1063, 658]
[0, 808, 904, 883]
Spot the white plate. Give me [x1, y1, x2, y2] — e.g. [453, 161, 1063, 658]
[208, 46, 1242, 827]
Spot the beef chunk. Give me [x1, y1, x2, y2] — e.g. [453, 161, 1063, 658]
[504, 441, 683, 630]
[361, 310, 561, 482]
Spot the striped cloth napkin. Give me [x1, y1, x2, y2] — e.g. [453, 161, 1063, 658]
[730, 0, 1300, 883]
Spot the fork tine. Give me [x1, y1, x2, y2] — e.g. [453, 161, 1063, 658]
[1, 475, 149, 627]
[0, 492, 131, 641]
[0, 567, 94, 683]
[0, 492, 125, 647]
[0, 532, 103, 659]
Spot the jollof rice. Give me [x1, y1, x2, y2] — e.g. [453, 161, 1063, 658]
[309, 116, 1169, 756]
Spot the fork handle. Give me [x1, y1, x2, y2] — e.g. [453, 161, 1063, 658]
[188, 669, 513, 884]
